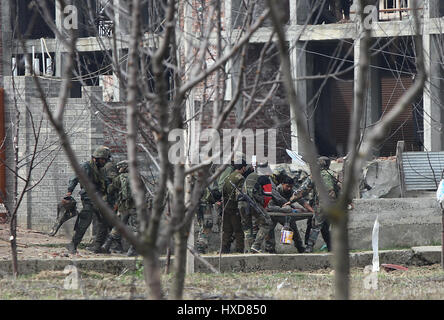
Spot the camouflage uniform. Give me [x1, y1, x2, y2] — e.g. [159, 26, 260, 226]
[238, 172, 273, 253]
[221, 170, 245, 253]
[291, 158, 338, 252]
[265, 184, 306, 253]
[196, 187, 220, 254]
[66, 148, 110, 254]
[88, 160, 118, 248]
[102, 161, 139, 256]
[103, 161, 118, 208]
[215, 165, 234, 219]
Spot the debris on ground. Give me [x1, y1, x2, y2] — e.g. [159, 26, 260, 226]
[381, 264, 408, 272]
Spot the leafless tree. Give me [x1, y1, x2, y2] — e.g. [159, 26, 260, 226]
[26, 0, 279, 299]
[12, 0, 429, 300]
[265, 0, 426, 299]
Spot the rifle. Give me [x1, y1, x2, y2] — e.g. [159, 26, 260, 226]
[230, 181, 272, 224]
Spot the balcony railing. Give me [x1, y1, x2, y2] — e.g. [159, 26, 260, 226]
[351, 0, 423, 22]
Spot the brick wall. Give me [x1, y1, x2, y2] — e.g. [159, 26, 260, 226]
[195, 42, 291, 164]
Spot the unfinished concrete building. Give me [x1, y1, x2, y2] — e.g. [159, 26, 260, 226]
[0, 0, 443, 238]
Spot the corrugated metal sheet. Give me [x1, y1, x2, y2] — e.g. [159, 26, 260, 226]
[402, 151, 444, 191]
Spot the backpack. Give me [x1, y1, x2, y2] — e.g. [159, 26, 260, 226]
[119, 173, 132, 202]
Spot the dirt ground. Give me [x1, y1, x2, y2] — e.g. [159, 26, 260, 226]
[0, 224, 111, 260]
[2, 223, 444, 300]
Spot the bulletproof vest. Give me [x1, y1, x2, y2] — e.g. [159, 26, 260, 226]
[243, 172, 259, 197]
[103, 161, 118, 184]
[222, 171, 244, 210]
[218, 166, 234, 193]
[78, 160, 107, 199]
[321, 169, 339, 198]
[119, 173, 132, 201]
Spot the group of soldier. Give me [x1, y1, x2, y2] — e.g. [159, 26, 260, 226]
[50, 145, 138, 257]
[196, 155, 341, 255]
[52, 145, 340, 258]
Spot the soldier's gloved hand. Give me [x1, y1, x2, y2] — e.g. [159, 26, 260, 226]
[292, 209, 299, 213]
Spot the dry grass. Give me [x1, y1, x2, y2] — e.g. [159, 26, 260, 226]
[1, 264, 444, 300]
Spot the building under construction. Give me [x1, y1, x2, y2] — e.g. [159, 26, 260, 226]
[0, 0, 443, 230]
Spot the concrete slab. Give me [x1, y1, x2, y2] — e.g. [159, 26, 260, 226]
[0, 247, 441, 276]
[410, 246, 442, 265]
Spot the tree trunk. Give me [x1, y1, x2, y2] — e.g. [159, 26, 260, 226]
[143, 251, 164, 299]
[171, 223, 190, 299]
[170, 161, 186, 299]
[331, 207, 349, 299]
[10, 214, 18, 277]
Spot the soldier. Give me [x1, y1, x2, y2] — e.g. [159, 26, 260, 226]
[293, 169, 309, 189]
[215, 152, 251, 249]
[101, 160, 139, 256]
[196, 187, 221, 254]
[221, 161, 248, 253]
[265, 175, 306, 253]
[290, 156, 340, 253]
[65, 146, 111, 254]
[238, 168, 274, 253]
[95, 152, 119, 251]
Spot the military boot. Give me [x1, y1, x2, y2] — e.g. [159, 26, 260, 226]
[305, 227, 320, 253]
[66, 241, 78, 254]
[87, 241, 103, 254]
[127, 246, 138, 257]
[110, 240, 124, 254]
[100, 235, 114, 254]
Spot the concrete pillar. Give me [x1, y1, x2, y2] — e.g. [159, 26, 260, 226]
[183, 0, 195, 274]
[289, 41, 312, 157]
[295, 0, 311, 25]
[423, 0, 444, 151]
[1, 1, 13, 81]
[361, 42, 381, 156]
[55, 0, 64, 78]
[112, 0, 130, 102]
[224, 0, 244, 125]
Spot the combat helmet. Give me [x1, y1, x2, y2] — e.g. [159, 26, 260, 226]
[256, 162, 272, 176]
[93, 145, 111, 159]
[317, 156, 331, 170]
